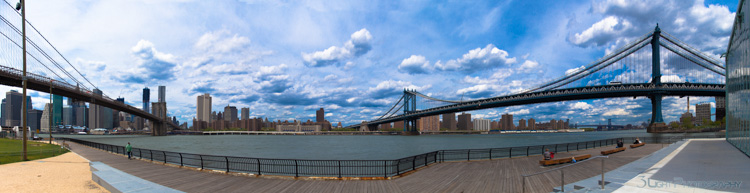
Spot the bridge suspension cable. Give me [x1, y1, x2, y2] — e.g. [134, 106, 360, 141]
[374, 96, 404, 120]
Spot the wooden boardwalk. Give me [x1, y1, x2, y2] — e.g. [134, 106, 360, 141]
[68, 142, 663, 193]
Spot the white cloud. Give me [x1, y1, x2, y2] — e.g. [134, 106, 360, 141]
[436, 44, 517, 72]
[565, 66, 586, 76]
[603, 108, 630, 116]
[571, 102, 593, 110]
[517, 60, 541, 73]
[302, 28, 373, 67]
[398, 55, 432, 74]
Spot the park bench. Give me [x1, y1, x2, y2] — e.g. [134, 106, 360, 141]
[630, 143, 645, 148]
[539, 154, 591, 166]
[601, 147, 626, 155]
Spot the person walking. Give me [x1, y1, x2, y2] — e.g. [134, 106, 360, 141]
[126, 142, 132, 160]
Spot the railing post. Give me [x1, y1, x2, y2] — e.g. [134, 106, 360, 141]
[384, 160, 387, 178]
[295, 160, 299, 177]
[489, 149, 493, 160]
[338, 160, 342, 178]
[424, 154, 427, 165]
[526, 146, 529, 156]
[412, 157, 416, 170]
[199, 155, 204, 170]
[396, 160, 400, 175]
[555, 144, 558, 153]
[256, 159, 261, 175]
[179, 153, 183, 166]
[509, 147, 512, 158]
[138, 149, 141, 159]
[467, 149, 471, 161]
[150, 150, 153, 161]
[163, 152, 167, 163]
[225, 157, 229, 172]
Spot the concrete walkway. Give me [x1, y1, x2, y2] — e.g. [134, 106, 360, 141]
[563, 139, 749, 193]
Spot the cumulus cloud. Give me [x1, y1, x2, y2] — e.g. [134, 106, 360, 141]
[195, 30, 251, 54]
[254, 64, 292, 93]
[117, 40, 178, 84]
[571, 102, 593, 110]
[570, 0, 734, 55]
[603, 108, 630, 116]
[367, 80, 431, 99]
[436, 44, 517, 72]
[302, 28, 373, 67]
[565, 66, 586, 76]
[660, 74, 685, 83]
[517, 60, 541, 73]
[398, 55, 432, 74]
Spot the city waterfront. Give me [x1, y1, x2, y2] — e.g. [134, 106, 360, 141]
[55, 130, 722, 160]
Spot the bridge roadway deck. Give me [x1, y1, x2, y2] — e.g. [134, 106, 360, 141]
[67, 141, 662, 193]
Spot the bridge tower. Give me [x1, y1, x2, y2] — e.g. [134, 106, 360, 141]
[648, 25, 668, 132]
[402, 89, 418, 134]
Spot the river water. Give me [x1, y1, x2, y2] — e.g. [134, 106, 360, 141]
[55, 130, 722, 160]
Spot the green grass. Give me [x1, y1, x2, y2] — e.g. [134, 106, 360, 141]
[0, 138, 69, 165]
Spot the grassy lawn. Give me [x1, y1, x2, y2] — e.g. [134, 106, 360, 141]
[0, 138, 69, 165]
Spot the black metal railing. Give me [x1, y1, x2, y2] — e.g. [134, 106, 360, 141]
[61, 135, 718, 178]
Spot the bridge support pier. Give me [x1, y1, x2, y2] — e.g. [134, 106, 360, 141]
[402, 90, 419, 135]
[648, 93, 668, 133]
[647, 25, 668, 133]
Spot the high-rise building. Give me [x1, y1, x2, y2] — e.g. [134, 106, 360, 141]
[518, 119, 527, 130]
[0, 98, 5, 126]
[501, 113, 514, 130]
[28, 109, 42, 132]
[89, 89, 113, 129]
[74, 103, 87, 127]
[473, 118, 490, 131]
[457, 113, 472, 130]
[441, 113, 457, 130]
[241, 107, 249, 120]
[143, 87, 150, 113]
[52, 95, 63, 127]
[528, 118, 536, 130]
[417, 115, 439, 131]
[393, 121, 404, 129]
[316, 108, 325, 123]
[197, 93, 212, 123]
[696, 102, 711, 125]
[41, 103, 52, 133]
[224, 105, 238, 122]
[63, 106, 74, 125]
[158, 86, 166, 103]
[726, 0, 750, 157]
[715, 96, 725, 121]
[3, 90, 23, 126]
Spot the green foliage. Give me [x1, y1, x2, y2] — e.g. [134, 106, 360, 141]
[0, 138, 68, 165]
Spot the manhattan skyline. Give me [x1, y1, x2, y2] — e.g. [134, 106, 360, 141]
[0, 0, 738, 126]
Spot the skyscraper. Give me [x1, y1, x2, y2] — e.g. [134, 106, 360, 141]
[3, 90, 23, 126]
[501, 113, 514, 130]
[224, 105, 238, 122]
[0, 98, 5, 126]
[417, 115, 439, 131]
[241, 107, 249, 120]
[518, 119, 527, 130]
[696, 103, 711, 125]
[63, 106, 74, 125]
[143, 87, 150, 113]
[158, 86, 166, 103]
[528, 118, 536, 130]
[441, 113, 457, 130]
[715, 96, 725, 121]
[457, 113, 472, 130]
[52, 95, 63, 127]
[197, 93, 212, 123]
[89, 89, 114, 129]
[316, 108, 324, 122]
[473, 118, 490, 131]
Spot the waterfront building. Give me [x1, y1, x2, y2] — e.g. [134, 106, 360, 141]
[518, 119, 526, 130]
[726, 0, 749, 157]
[197, 93, 212, 123]
[680, 112, 694, 126]
[528, 118, 536, 130]
[473, 118, 490, 131]
[275, 121, 321, 132]
[716, 96, 726, 121]
[457, 113, 472, 130]
[158, 85, 166, 103]
[241, 107, 249, 120]
[316, 108, 324, 123]
[441, 113, 457, 130]
[491, 120, 499, 130]
[224, 105, 238, 122]
[41, 104, 51, 133]
[696, 102, 711, 125]
[417, 115, 440, 132]
[393, 121, 404, 129]
[143, 87, 150, 114]
[380, 122, 392, 130]
[501, 113, 514, 130]
[558, 119, 566, 130]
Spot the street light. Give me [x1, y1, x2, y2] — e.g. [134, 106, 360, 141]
[16, 0, 28, 161]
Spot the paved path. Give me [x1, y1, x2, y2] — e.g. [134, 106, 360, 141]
[68, 141, 662, 193]
[0, 151, 108, 193]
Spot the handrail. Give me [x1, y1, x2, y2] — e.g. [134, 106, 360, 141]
[521, 156, 609, 193]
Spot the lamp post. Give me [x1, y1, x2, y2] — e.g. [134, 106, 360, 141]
[16, 0, 28, 161]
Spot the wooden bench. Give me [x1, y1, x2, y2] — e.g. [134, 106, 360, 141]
[630, 143, 645, 148]
[539, 154, 591, 166]
[601, 147, 626, 155]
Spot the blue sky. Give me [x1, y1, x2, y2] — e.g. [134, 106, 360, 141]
[0, 0, 738, 127]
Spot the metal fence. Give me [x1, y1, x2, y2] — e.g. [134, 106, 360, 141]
[61, 135, 718, 178]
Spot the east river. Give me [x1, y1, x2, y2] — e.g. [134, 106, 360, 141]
[54, 130, 722, 160]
